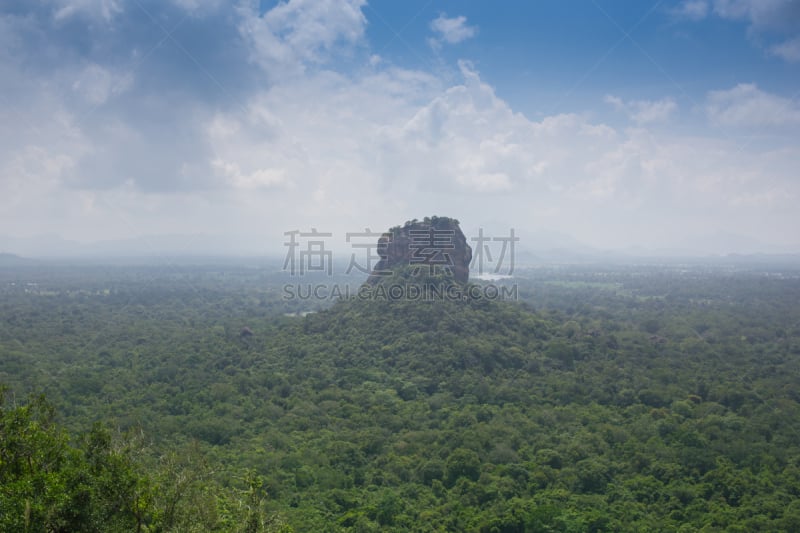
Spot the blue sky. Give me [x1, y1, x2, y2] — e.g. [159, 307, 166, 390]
[1, 0, 799, 256]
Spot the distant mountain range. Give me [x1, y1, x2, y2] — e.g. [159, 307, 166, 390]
[1, 230, 799, 265]
[0, 253, 39, 266]
[0, 234, 262, 259]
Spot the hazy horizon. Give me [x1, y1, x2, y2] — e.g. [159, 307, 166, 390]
[3, 229, 800, 262]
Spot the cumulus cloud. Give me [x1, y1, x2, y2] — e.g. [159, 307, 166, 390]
[711, 0, 800, 32]
[238, 0, 367, 78]
[377, 62, 615, 196]
[671, 0, 710, 21]
[71, 63, 132, 105]
[429, 13, 477, 48]
[605, 95, 678, 124]
[677, 0, 800, 61]
[770, 36, 800, 61]
[192, 57, 800, 248]
[211, 158, 288, 189]
[706, 83, 800, 127]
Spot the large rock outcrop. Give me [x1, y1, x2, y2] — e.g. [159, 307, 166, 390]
[365, 216, 472, 285]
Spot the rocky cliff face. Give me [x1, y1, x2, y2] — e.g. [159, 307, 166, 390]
[365, 216, 472, 285]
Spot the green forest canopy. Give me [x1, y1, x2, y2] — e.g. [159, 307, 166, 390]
[2, 263, 800, 531]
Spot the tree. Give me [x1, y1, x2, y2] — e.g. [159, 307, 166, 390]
[0, 389, 144, 532]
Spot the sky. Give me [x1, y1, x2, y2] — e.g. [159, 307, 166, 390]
[1, 0, 799, 258]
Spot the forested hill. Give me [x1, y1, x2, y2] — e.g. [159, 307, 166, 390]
[289, 296, 550, 381]
[2, 265, 800, 531]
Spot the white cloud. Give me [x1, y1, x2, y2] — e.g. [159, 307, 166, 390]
[605, 95, 677, 124]
[52, 0, 123, 22]
[677, 0, 800, 62]
[711, 0, 800, 32]
[770, 36, 800, 61]
[672, 0, 710, 21]
[71, 63, 132, 105]
[51, 0, 227, 21]
[729, 186, 792, 208]
[711, 0, 753, 20]
[200, 59, 632, 241]
[238, 0, 367, 78]
[0, 99, 92, 234]
[380, 62, 614, 195]
[170, 0, 224, 14]
[211, 158, 288, 189]
[430, 13, 477, 46]
[706, 83, 800, 127]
